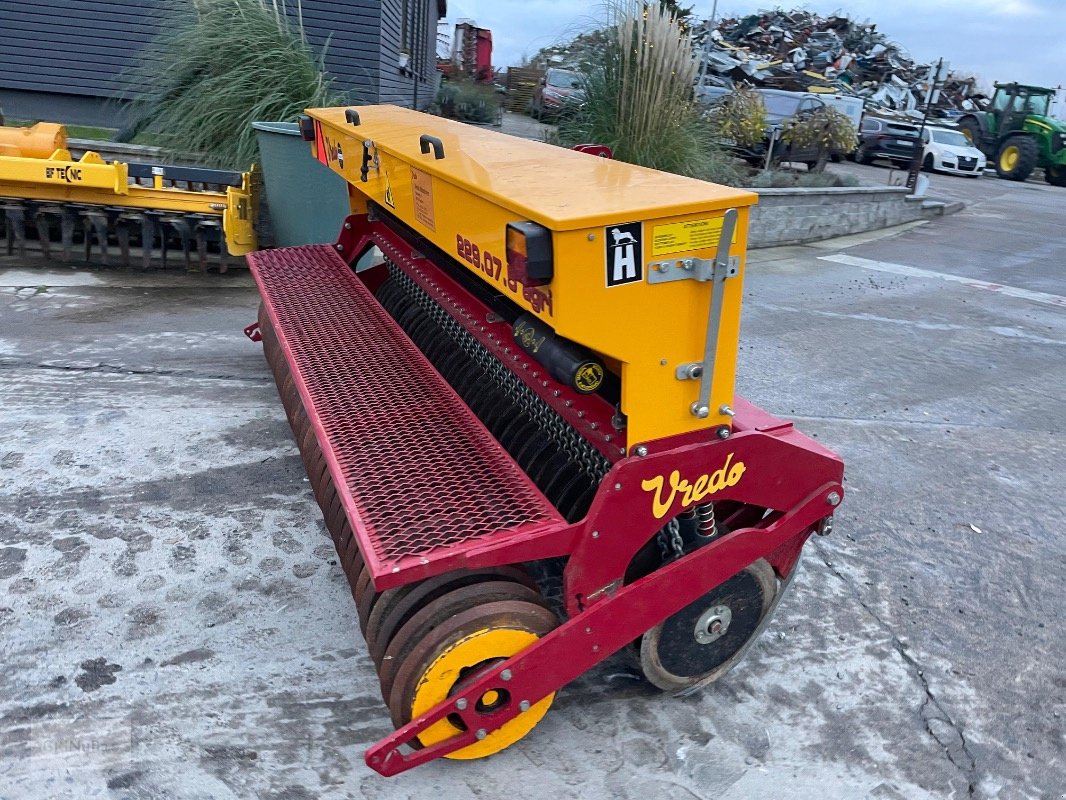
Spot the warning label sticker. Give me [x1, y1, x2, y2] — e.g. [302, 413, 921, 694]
[410, 168, 435, 231]
[651, 217, 737, 257]
[383, 171, 396, 208]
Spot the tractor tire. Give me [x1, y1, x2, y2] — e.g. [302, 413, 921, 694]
[996, 137, 1038, 181]
[1045, 165, 1066, 187]
[957, 116, 983, 147]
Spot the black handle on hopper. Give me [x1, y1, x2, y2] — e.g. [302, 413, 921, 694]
[419, 135, 445, 160]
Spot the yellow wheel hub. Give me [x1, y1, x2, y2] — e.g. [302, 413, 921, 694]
[1000, 145, 1020, 172]
[410, 627, 555, 760]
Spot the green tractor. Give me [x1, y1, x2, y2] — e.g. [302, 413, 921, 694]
[957, 83, 1066, 185]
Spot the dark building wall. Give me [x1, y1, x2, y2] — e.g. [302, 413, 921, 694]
[377, 0, 442, 108]
[0, 0, 443, 126]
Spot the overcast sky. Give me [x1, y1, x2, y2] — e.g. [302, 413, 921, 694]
[444, 0, 1066, 93]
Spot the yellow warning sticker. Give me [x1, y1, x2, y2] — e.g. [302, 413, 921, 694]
[651, 217, 737, 257]
[383, 170, 396, 208]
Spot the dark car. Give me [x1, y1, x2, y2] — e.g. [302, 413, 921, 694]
[530, 68, 586, 119]
[855, 118, 921, 167]
[705, 89, 853, 168]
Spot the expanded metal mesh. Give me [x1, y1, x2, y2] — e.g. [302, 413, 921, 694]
[249, 245, 564, 569]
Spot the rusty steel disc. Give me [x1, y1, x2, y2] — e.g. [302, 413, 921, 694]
[385, 599, 559, 759]
[356, 571, 381, 634]
[377, 580, 549, 703]
[323, 492, 344, 540]
[298, 424, 319, 459]
[341, 539, 363, 592]
[365, 566, 537, 667]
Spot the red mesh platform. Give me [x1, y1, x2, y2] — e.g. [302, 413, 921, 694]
[247, 245, 567, 588]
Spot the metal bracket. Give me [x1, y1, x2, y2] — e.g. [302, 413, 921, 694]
[673, 207, 738, 418]
[648, 255, 738, 284]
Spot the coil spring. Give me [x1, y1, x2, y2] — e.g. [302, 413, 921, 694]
[694, 503, 718, 539]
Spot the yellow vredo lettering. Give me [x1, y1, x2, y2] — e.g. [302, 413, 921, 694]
[642, 454, 746, 519]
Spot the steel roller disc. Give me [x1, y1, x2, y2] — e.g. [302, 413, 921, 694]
[465, 383, 501, 418]
[432, 348, 467, 384]
[291, 406, 310, 442]
[440, 350, 474, 385]
[324, 494, 345, 539]
[639, 559, 777, 694]
[279, 372, 296, 406]
[386, 599, 559, 760]
[394, 302, 425, 333]
[298, 425, 320, 461]
[554, 473, 594, 522]
[333, 514, 351, 554]
[396, 297, 422, 323]
[373, 280, 400, 308]
[342, 538, 363, 586]
[541, 462, 585, 507]
[448, 360, 483, 401]
[420, 332, 454, 366]
[528, 451, 571, 488]
[498, 417, 536, 455]
[565, 483, 600, 523]
[356, 572, 382, 634]
[482, 399, 520, 439]
[365, 566, 538, 667]
[344, 541, 363, 589]
[512, 435, 554, 474]
[316, 475, 338, 518]
[377, 580, 549, 702]
[405, 314, 438, 349]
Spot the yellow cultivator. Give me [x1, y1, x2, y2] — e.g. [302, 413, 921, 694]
[0, 122, 256, 270]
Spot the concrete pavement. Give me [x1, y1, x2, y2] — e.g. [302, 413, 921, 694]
[0, 173, 1063, 799]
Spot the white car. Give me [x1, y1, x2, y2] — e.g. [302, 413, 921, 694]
[922, 126, 987, 177]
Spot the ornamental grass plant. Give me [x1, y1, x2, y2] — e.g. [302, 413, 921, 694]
[122, 0, 346, 168]
[554, 1, 743, 185]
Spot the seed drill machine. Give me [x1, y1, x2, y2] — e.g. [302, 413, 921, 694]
[244, 105, 845, 776]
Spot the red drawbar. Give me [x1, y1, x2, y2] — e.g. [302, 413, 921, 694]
[247, 245, 566, 587]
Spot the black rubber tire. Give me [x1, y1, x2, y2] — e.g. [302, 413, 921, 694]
[995, 136, 1039, 181]
[922, 153, 935, 173]
[855, 147, 871, 165]
[957, 116, 984, 149]
[1045, 165, 1066, 187]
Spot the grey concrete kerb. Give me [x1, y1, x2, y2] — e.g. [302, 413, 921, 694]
[748, 184, 963, 248]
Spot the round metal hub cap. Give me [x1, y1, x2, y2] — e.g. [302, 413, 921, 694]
[694, 604, 732, 645]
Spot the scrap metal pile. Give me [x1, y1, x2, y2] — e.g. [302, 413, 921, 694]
[697, 8, 982, 117]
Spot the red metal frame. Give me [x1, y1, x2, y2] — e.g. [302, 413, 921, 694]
[251, 212, 845, 777]
[364, 480, 839, 776]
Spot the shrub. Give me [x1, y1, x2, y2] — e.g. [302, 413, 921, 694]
[122, 0, 346, 168]
[706, 84, 767, 149]
[552, 1, 743, 185]
[435, 79, 499, 124]
[780, 106, 858, 172]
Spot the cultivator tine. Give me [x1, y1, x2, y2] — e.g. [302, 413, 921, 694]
[165, 216, 193, 271]
[82, 210, 109, 265]
[3, 203, 26, 258]
[141, 214, 157, 270]
[195, 225, 208, 271]
[60, 208, 76, 262]
[197, 218, 226, 273]
[115, 218, 131, 268]
[34, 209, 51, 261]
